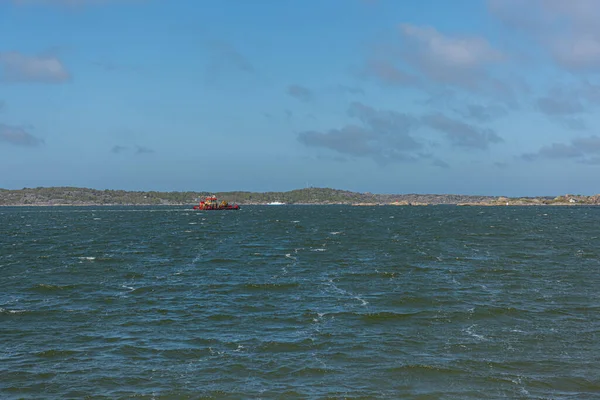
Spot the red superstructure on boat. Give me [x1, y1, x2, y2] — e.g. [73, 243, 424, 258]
[193, 195, 240, 210]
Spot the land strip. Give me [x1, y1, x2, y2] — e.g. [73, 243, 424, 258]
[1, 187, 599, 206]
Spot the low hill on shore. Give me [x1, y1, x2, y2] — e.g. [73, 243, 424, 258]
[0, 186, 599, 206]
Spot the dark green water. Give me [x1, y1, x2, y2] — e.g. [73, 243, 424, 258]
[1, 205, 599, 399]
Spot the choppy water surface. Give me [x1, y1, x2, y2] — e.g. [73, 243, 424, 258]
[1, 205, 599, 399]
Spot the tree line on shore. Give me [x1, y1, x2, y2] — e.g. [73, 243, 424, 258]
[0, 186, 598, 206]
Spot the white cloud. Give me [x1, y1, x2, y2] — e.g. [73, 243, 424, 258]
[552, 35, 600, 71]
[521, 135, 600, 162]
[400, 24, 504, 70]
[297, 102, 421, 164]
[11, 0, 134, 5]
[489, 0, 600, 72]
[287, 85, 314, 102]
[0, 52, 70, 83]
[0, 124, 44, 146]
[398, 24, 505, 90]
[422, 113, 503, 150]
[364, 23, 511, 100]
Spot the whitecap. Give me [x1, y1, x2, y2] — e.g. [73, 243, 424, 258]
[234, 345, 245, 352]
[464, 324, 486, 341]
[355, 296, 369, 306]
[0, 308, 26, 314]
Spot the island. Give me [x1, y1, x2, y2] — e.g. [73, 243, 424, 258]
[1, 187, 599, 207]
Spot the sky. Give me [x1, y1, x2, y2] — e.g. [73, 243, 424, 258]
[2, 0, 600, 196]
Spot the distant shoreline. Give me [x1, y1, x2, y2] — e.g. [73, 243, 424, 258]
[1, 202, 597, 208]
[1, 186, 599, 207]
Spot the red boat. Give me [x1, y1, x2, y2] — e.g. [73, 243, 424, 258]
[193, 195, 240, 210]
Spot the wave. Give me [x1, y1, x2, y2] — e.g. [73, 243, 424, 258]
[256, 339, 317, 353]
[342, 270, 399, 279]
[385, 363, 463, 375]
[113, 344, 161, 358]
[205, 258, 238, 264]
[27, 283, 78, 293]
[313, 311, 425, 322]
[241, 282, 300, 291]
[160, 348, 212, 360]
[129, 287, 155, 295]
[359, 311, 423, 322]
[0, 307, 29, 315]
[123, 272, 144, 279]
[288, 366, 332, 377]
[206, 313, 237, 321]
[35, 349, 80, 358]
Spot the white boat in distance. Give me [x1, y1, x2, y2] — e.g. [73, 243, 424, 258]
[267, 201, 285, 205]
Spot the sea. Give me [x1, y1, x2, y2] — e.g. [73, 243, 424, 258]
[1, 205, 599, 399]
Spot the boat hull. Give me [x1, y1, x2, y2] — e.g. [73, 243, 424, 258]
[193, 195, 240, 210]
[193, 205, 240, 210]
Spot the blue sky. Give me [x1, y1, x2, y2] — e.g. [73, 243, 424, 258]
[2, 0, 600, 196]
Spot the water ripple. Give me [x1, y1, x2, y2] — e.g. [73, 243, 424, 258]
[1, 205, 599, 398]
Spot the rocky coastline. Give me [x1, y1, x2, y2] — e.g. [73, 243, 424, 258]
[1, 187, 599, 207]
